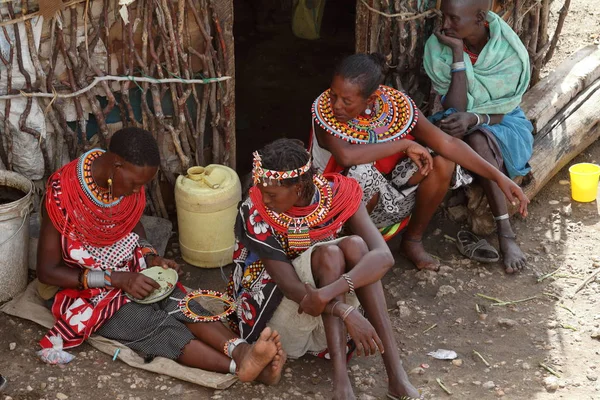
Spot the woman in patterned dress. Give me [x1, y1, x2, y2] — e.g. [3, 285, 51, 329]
[310, 53, 529, 271]
[229, 138, 420, 399]
[37, 127, 284, 384]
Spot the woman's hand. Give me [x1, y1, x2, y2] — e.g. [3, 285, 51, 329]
[112, 271, 160, 299]
[146, 254, 183, 277]
[434, 29, 464, 52]
[344, 309, 385, 356]
[297, 283, 328, 317]
[405, 142, 433, 176]
[439, 112, 477, 138]
[496, 175, 530, 217]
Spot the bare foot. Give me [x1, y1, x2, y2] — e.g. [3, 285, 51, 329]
[234, 328, 277, 382]
[389, 373, 421, 398]
[256, 330, 286, 385]
[332, 374, 355, 400]
[400, 238, 440, 271]
[498, 233, 526, 274]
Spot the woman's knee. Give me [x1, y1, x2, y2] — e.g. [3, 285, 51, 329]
[432, 155, 455, 181]
[311, 245, 345, 282]
[464, 131, 489, 152]
[337, 235, 369, 262]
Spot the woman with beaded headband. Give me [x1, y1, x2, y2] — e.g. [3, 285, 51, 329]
[310, 53, 529, 272]
[37, 127, 284, 384]
[229, 138, 421, 399]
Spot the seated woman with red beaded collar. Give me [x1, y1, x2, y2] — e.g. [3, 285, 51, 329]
[37, 127, 284, 384]
[228, 138, 420, 399]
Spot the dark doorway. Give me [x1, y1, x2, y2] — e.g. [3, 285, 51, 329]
[234, 0, 355, 174]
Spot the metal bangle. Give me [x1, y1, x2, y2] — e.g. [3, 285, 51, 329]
[330, 300, 341, 316]
[471, 112, 481, 126]
[494, 213, 510, 221]
[451, 67, 466, 73]
[87, 270, 105, 288]
[450, 61, 466, 70]
[138, 238, 153, 248]
[486, 114, 491, 125]
[341, 306, 355, 322]
[341, 274, 355, 295]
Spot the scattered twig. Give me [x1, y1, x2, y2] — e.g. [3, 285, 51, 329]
[491, 296, 538, 307]
[436, 378, 453, 395]
[539, 362, 561, 378]
[423, 323, 438, 334]
[554, 274, 583, 280]
[477, 293, 537, 307]
[473, 350, 490, 367]
[573, 268, 600, 295]
[476, 293, 505, 303]
[537, 268, 560, 283]
[444, 234, 456, 242]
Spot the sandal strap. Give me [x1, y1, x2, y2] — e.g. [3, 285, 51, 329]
[462, 239, 492, 257]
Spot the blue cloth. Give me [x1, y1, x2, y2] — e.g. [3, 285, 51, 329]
[429, 107, 534, 179]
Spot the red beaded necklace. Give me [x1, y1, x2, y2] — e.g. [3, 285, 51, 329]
[250, 173, 363, 251]
[463, 21, 490, 65]
[46, 150, 146, 247]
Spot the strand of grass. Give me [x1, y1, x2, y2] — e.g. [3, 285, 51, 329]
[557, 304, 576, 316]
[491, 296, 538, 307]
[537, 268, 561, 283]
[436, 378, 453, 395]
[539, 362, 561, 378]
[473, 350, 490, 367]
[476, 293, 504, 303]
[423, 323, 438, 334]
[561, 323, 577, 331]
[542, 292, 561, 301]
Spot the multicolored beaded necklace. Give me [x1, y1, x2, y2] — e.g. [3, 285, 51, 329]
[312, 85, 418, 145]
[46, 149, 146, 247]
[78, 149, 122, 208]
[265, 173, 332, 250]
[249, 173, 363, 252]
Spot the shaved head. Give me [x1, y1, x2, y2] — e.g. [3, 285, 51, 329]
[443, 0, 490, 13]
[440, 0, 491, 41]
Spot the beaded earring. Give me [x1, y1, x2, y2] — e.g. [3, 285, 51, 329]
[108, 177, 113, 200]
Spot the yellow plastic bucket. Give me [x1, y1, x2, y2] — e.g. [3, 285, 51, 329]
[569, 163, 600, 202]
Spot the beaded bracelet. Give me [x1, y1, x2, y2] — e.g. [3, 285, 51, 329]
[104, 270, 113, 288]
[223, 338, 246, 358]
[82, 269, 90, 290]
[77, 269, 84, 290]
[341, 274, 355, 295]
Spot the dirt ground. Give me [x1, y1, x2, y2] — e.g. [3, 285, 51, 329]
[2, 1, 600, 400]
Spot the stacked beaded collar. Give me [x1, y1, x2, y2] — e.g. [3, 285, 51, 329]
[77, 149, 122, 208]
[252, 151, 312, 187]
[312, 85, 418, 144]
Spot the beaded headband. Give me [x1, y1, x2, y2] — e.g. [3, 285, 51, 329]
[252, 151, 312, 187]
